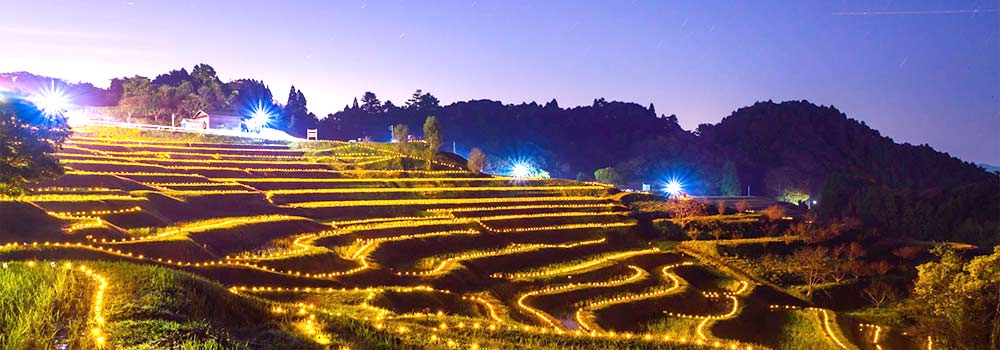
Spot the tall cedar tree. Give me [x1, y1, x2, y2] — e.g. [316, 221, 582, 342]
[423, 116, 442, 169]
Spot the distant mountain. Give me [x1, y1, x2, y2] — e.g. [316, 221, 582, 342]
[695, 101, 992, 197]
[979, 163, 1000, 174]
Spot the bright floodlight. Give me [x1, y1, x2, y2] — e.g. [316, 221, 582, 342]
[510, 162, 532, 179]
[31, 82, 72, 117]
[664, 179, 684, 196]
[247, 101, 274, 130]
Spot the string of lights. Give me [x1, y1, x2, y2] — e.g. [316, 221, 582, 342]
[491, 248, 659, 280]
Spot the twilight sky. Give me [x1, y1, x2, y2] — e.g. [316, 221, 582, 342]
[1, 0, 997, 164]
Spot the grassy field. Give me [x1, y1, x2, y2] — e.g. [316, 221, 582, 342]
[0, 126, 905, 349]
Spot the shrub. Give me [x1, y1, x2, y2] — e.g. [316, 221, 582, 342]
[467, 147, 486, 173]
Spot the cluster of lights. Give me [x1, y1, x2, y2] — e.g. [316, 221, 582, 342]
[58, 152, 321, 166]
[3, 132, 743, 349]
[67, 139, 306, 153]
[427, 203, 616, 214]
[465, 211, 623, 223]
[270, 302, 334, 346]
[463, 294, 504, 322]
[767, 305, 855, 350]
[0, 241, 357, 279]
[265, 185, 605, 196]
[400, 238, 608, 276]
[578, 262, 692, 332]
[214, 176, 520, 184]
[30, 187, 119, 193]
[65, 170, 205, 177]
[858, 323, 883, 349]
[90, 215, 300, 244]
[289, 196, 606, 209]
[140, 182, 243, 187]
[428, 319, 766, 350]
[224, 230, 337, 261]
[330, 215, 450, 228]
[68, 218, 104, 232]
[491, 248, 660, 280]
[351, 143, 464, 170]
[518, 265, 646, 328]
[48, 206, 143, 219]
[224, 275, 773, 350]
[4, 193, 145, 202]
[476, 220, 636, 234]
[63, 145, 307, 160]
[162, 189, 260, 196]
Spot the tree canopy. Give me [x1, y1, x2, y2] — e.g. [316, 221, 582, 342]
[911, 245, 1000, 350]
[467, 147, 487, 173]
[0, 95, 71, 196]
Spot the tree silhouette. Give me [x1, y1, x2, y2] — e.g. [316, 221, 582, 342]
[0, 95, 71, 196]
[423, 116, 442, 168]
[360, 92, 382, 114]
[719, 160, 741, 196]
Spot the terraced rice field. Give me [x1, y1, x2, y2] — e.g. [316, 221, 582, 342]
[0, 130, 878, 350]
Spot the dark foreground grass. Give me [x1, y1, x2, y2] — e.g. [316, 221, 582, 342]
[0, 262, 91, 350]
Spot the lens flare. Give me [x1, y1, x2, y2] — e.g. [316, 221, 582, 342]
[664, 178, 684, 196]
[246, 101, 275, 131]
[31, 82, 72, 117]
[510, 163, 532, 178]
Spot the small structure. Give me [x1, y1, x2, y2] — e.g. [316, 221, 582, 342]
[306, 129, 318, 140]
[180, 110, 244, 131]
[180, 110, 210, 130]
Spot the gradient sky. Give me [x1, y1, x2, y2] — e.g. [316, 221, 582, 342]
[2, 0, 997, 164]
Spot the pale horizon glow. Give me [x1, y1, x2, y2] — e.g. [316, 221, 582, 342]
[1, 0, 996, 164]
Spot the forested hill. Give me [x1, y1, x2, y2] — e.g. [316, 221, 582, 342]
[325, 98, 991, 198]
[695, 101, 992, 197]
[324, 98, 688, 178]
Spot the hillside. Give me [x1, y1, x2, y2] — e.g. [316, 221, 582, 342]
[696, 101, 992, 196]
[0, 125, 931, 350]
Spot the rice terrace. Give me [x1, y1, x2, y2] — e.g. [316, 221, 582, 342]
[2, 123, 973, 350]
[1, 2, 998, 350]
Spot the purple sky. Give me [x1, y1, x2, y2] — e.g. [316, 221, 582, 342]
[2, 0, 997, 164]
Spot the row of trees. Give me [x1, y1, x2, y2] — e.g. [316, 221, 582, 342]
[114, 64, 233, 123]
[106, 65, 322, 138]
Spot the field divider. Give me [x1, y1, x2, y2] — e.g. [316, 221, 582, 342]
[491, 248, 660, 280]
[398, 238, 609, 277]
[518, 265, 647, 329]
[286, 196, 607, 208]
[575, 262, 693, 333]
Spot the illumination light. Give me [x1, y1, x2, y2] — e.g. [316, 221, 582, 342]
[30, 81, 72, 117]
[510, 162, 533, 178]
[664, 178, 684, 196]
[247, 101, 275, 131]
